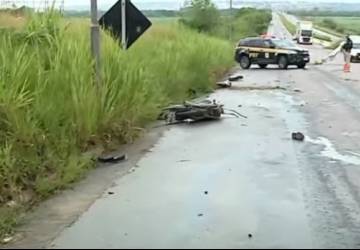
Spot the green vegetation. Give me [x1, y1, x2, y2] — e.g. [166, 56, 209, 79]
[0, 9, 233, 238]
[314, 25, 344, 38]
[180, 0, 220, 33]
[318, 17, 360, 35]
[143, 10, 178, 18]
[180, 0, 271, 42]
[313, 32, 332, 42]
[220, 8, 272, 41]
[289, 10, 360, 18]
[280, 14, 296, 35]
[326, 40, 343, 50]
[293, 8, 360, 38]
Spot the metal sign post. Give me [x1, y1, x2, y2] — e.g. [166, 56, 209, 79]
[90, 0, 101, 86]
[121, 0, 127, 49]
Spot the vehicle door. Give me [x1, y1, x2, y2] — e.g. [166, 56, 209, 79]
[265, 40, 278, 64]
[247, 39, 262, 63]
[255, 39, 274, 64]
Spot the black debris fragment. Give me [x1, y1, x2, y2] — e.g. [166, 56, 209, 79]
[248, 234, 253, 239]
[228, 74, 244, 81]
[292, 132, 305, 141]
[217, 80, 232, 88]
[98, 154, 127, 163]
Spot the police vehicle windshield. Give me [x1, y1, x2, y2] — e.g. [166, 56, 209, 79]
[272, 39, 296, 48]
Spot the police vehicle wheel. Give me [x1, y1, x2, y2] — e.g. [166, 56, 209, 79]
[258, 64, 268, 69]
[239, 55, 251, 69]
[278, 56, 288, 69]
[297, 63, 306, 69]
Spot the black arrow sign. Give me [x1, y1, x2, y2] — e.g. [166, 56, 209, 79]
[99, 0, 152, 49]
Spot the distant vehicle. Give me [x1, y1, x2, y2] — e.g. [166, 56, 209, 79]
[350, 35, 360, 63]
[296, 21, 313, 45]
[234, 37, 310, 69]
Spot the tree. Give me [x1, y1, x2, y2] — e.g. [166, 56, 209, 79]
[179, 0, 220, 33]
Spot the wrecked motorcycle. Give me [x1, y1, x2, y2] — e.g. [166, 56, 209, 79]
[160, 100, 246, 124]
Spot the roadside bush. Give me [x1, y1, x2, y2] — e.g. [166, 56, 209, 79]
[212, 8, 272, 41]
[314, 32, 332, 42]
[322, 18, 337, 30]
[179, 0, 220, 33]
[280, 14, 296, 35]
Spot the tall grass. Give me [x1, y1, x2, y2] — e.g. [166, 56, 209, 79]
[211, 8, 272, 42]
[0, 11, 233, 237]
[280, 14, 296, 35]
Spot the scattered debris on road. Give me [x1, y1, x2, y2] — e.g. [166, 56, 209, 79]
[216, 80, 232, 88]
[294, 89, 302, 93]
[198, 213, 204, 217]
[248, 234, 253, 239]
[128, 167, 136, 173]
[204, 191, 208, 195]
[216, 74, 244, 88]
[292, 132, 305, 141]
[228, 74, 244, 81]
[177, 160, 191, 163]
[98, 153, 127, 163]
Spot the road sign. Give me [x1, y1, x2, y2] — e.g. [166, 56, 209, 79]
[99, 0, 152, 49]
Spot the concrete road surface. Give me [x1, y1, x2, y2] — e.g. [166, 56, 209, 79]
[21, 13, 360, 249]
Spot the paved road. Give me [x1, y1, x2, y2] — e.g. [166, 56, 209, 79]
[49, 14, 360, 249]
[283, 12, 342, 42]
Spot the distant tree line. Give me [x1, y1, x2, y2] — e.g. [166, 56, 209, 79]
[179, 0, 271, 41]
[289, 9, 360, 17]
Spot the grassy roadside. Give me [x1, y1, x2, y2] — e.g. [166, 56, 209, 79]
[0, 11, 234, 239]
[280, 14, 296, 35]
[311, 16, 360, 35]
[314, 25, 343, 38]
[313, 32, 332, 42]
[215, 8, 272, 42]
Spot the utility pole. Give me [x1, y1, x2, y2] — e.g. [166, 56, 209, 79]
[229, 0, 233, 41]
[60, 0, 64, 13]
[90, 0, 101, 86]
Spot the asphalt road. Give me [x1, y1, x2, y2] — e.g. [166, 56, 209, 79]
[283, 12, 341, 42]
[45, 13, 360, 249]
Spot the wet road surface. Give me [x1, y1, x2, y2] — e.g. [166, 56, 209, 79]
[49, 13, 360, 249]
